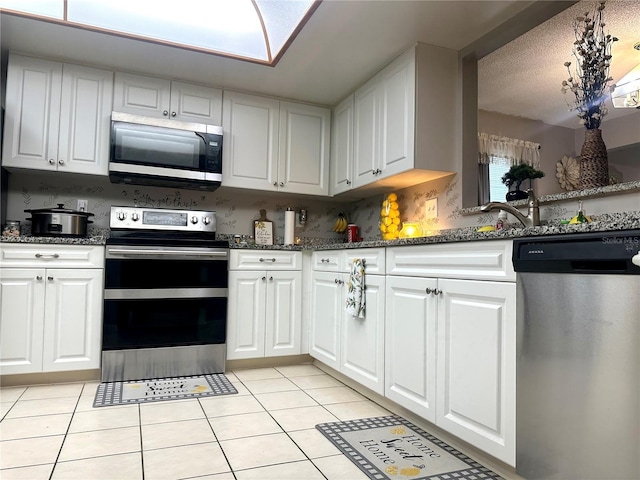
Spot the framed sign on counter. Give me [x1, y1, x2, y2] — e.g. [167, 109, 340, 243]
[253, 209, 273, 245]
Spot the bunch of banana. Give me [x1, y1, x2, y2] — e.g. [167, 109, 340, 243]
[332, 213, 348, 233]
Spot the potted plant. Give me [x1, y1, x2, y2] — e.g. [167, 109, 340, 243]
[501, 164, 545, 201]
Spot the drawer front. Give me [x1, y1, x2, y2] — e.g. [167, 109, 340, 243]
[230, 250, 301, 271]
[344, 248, 385, 274]
[312, 251, 342, 271]
[386, 240, 515, 282]
[0, 244, 105, 268]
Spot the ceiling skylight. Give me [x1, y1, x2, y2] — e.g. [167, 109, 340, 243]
[0, 0, 319, 64]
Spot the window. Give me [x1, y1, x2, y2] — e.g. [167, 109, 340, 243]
[0, 0, 319, 65]
[488, 158, 510, 202]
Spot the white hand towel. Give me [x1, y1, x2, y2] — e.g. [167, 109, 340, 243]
[345, 258, 365, 318]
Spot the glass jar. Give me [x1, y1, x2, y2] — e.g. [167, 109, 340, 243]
[2, 220, 21, 237]
[379, 192, 401, 240]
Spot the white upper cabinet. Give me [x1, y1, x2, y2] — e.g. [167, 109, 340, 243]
[2, 54, 113, 175]
[222, 91, 331, 196]
[278, 101, 330, 196]
[329, 95, 354, 195]
[113, 72, 222, 124]
[338, 43, 457, 193]
[222, 91, 280, 191]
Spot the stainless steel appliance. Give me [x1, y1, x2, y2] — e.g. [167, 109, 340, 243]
[513, 230, 640, 480]
[102, 206, 229, 382]
[109, 112, 223, 191]
[25, 203, 94, 237]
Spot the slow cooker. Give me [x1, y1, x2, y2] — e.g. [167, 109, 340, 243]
[25, 204, 94, 237]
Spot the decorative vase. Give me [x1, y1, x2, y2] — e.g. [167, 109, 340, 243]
[506, 189, 528, 201]
[579, 128, 609, 189]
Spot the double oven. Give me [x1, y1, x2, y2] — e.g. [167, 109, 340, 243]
[102, 206, 228, 382]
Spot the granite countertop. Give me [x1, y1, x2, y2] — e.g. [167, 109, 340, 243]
[0, 235, 107, 245]
[3, 211, 638, 249]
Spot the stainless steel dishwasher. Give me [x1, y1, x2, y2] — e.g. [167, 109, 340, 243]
[513, 230, 640, 480]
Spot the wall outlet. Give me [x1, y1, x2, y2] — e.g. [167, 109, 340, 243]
[77, 199, 88, 212]
[425, 198, 438, 219]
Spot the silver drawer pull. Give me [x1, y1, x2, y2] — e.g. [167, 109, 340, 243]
[35, 253, 60, 259]
[321, 258, 330, 263]
[36, 275, 43, 281]
[259, 258, 276, 262]
[47, 276, 54, 281]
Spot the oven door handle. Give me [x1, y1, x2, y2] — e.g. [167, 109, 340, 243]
[106, 248, 228, 259]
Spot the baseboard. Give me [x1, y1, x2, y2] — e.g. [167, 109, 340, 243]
[0, 369, 101, 388]
[226, 354, 314, 371]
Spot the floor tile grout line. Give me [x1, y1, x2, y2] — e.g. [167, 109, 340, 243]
[230, 367, 335, 480]
[137, 402, 146, 480]
[47, 385, 84, 480]
[196, 393, 238, 480]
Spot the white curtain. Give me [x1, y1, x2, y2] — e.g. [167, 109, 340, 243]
[477, 133, 541, 168]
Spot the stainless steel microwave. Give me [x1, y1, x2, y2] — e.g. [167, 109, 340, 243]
[109, 112, 223, 191]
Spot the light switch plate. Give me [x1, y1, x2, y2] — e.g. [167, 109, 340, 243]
[425, 198, 437, 219]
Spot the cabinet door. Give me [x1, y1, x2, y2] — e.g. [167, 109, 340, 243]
[309, 271, 342, 370]
[58, 64, 113, 176]
[378, 50, 415, 179]
[2, 55, 62, 170]
[330, 95, 354, 195]
[0, 269, 46, 374]
[113, 72, 171, 117]
[221, 91, 279, 191]
[41, 268, 103, 372]
[264, 271, 302, 357]
[352, 79, 379, 188]
[385, 275, 437, 422]
[278, 101, 330, 196]
[170, 81, 222, 124]
[436, 279, 516, 466]
[341, 274, 385, 394]
[227, 271, 266, 359]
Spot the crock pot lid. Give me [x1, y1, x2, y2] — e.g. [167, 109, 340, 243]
[24, 203, 94, 216]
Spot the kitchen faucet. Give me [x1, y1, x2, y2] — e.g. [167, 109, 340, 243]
[480, 189, 541, 227]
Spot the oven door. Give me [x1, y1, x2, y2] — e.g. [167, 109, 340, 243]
[103, 246, 228, 351]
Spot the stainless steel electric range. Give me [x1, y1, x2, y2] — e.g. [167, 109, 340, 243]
[102, 206, 229, 382]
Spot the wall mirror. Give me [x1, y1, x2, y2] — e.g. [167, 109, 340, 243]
[464, 0, 640, 208]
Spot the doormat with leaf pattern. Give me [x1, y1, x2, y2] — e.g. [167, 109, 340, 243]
[316, 415, 503, 480]
[93, 374, 237, 407]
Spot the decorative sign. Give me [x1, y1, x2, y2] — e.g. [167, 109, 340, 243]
[253, 209, 273, 245]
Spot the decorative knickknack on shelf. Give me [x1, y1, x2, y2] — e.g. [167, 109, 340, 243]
[579, 128, 609, 188]
[501, 163, 545, 202]
[561, 1, 617, 189]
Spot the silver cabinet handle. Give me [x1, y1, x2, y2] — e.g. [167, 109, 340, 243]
[426, 287, 433, 294]
[49, 159, 55, 165]
[273, 182, 278, 187]
[346, 179, 351, 185]
[163, 110, 169, 116]
[58, 159, 64, 165]
[35, 253, 60, 259]
[279, 182, 284, 187]
[36, 275, 43, 281]
[259, 258, 276, 263]
[269, 276, 273, 281]
[47, 276, 54, 281]
[433, 288, 442, 296]
[171, 111, 177, 117]
[262, 276, 266, 281]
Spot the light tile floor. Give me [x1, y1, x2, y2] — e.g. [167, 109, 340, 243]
[0, 364, 393, 480]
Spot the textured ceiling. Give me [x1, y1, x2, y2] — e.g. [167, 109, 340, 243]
[479, 0, 640, 129]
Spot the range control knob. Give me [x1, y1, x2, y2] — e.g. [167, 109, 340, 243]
[131, 213, 139, 221]
[202, 217, 211, 225]
[117, 211, 126, 221]
[191, 216, 199, 224]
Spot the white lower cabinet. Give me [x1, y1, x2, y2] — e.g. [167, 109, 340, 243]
[384, 240, 516, 466]
[227, 251, 302, 360]
[435, 278, 515, 465]
[0, 245, 105, 375]
[385, 275, 438, 422]
[309, 249, 386, 394]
